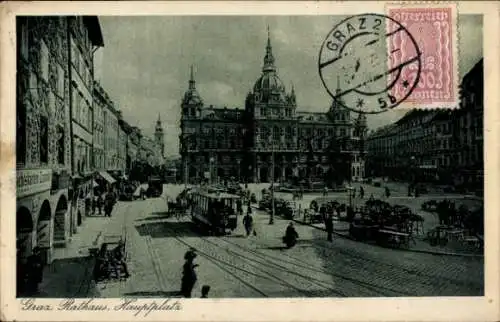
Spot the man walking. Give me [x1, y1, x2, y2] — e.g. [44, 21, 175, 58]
[236, 198, 243, 216]
[25, 247, 44, 295]
[326, 213, 334, 242]
[242, 212, 254, 237]
[97, 193, 103, 215]
[359, 186, 364, 199]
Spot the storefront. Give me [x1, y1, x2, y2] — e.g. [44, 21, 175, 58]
[50, 170, 71, 250]
[70, 175, 94, 233]
[16, 168, 53, 264]
[95, 171, 117, 192]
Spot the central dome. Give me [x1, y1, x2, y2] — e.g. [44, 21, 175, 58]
[184, 88, 203, 105]
[253, 72, 286, 94]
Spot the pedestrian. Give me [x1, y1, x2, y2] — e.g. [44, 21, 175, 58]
[91, 195, 96, 215]
[319, 204, 327, 223]
[180, 249, 199, 298]
[97, 193, 103, 215]
[201, 285, 211, 298]
[359, 186, 364, 199]
[385, 187, 391, 198]
[242, 212, 254, 237]
[323, 186, 328, 197]
[325, 213, 334, 242]
[25, 247, 44, 295]
[236, 199, 243, 216]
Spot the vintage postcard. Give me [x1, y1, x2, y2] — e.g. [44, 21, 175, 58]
[1, 1, 499, 322]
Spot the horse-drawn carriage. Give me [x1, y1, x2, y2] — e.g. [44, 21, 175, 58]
[167, 198, 188, 219]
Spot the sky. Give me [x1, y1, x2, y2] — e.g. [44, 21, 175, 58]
[94, 15, 483, 158]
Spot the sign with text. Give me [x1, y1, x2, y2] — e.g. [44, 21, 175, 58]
[17, 169, 53, 199]
[37, 220, 51, 248]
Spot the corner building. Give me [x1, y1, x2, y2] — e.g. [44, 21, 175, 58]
[16, 17, 102, 270]
[180, 30, 367, 185]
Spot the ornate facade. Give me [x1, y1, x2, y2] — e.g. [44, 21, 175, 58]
[104, 100, 120, 170]
[366, 58, 483, 191]
[92, 81, 107, 171]
[16, 17, 102, 269]
[180, 30, 367, 185]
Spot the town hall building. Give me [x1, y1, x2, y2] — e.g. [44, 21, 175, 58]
[179, 29, 367, 185]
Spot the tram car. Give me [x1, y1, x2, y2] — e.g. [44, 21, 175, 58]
[191, 189, 240, 235]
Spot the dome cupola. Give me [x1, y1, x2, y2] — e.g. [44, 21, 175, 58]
[182, 65, 203, 106]
[252, 26, 287, 103]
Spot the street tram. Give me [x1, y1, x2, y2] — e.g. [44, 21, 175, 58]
[190, 189, 240, 235]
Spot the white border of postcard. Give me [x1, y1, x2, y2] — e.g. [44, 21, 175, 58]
[1, 1, 499, 322]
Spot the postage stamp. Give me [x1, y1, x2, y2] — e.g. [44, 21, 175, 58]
[386, 3, 459, 109]
[318, 13, 422, 114]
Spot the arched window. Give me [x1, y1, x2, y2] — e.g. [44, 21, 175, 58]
[273, 126, 280, 140]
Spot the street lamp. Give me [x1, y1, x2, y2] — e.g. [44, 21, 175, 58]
[237, 159, 241, 182]
[270, 142, 275, 225]
[209, 157, 215, 185]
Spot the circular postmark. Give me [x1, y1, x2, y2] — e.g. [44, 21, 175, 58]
[318, 14, 421, 114]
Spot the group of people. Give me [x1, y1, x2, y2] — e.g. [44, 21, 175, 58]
[89, 188, 117, 217]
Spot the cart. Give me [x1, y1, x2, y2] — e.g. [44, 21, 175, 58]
[92, 235, 129, 282]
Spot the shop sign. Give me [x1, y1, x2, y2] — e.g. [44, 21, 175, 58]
[17, 169, 52, 199]
[51, 170, 71, 192]
[37, 220, 51, 248]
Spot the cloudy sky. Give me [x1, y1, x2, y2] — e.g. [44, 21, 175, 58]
[95, 15, 482, 158]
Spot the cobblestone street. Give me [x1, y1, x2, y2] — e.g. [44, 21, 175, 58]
[40, 184, 484, 298]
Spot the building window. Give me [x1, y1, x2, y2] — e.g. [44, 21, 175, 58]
[40, 41, 49, 82]
[57, 64, 64, 97]
[16, 100, 26, 164]
[39, 115, 49, 163]
[19, 19, 29, 60]
[57, 125, 65, 165]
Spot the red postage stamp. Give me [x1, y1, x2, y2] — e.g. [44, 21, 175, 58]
[387, 3, 458, 109]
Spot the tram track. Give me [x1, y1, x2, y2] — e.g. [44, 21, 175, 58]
[214, 236, 405, 297]
[310, 239, 481, 291]
[139, 200, 270, 297]
[158, 218, 350, 297]
[199, 236, 348, 297]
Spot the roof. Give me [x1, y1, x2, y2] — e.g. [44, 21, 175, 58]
[431, 110, 454, 122]
[191, 186, 241, 199]
[296, 112, 332, 124]
[83, 16, 104, 47]
[194, 190, 241, 199]
[395, 110, 438, 125]
[200, 107, 243, 121]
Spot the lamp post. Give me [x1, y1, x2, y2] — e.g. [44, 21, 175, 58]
[270, 142, 275, 225]
[237, 159, 241, 183]
[209, 157, 215, 185]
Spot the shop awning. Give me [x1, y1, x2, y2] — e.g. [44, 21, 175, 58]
[98, 171, 116, 184]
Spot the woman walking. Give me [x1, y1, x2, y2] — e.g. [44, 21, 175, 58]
[180, 249, 199, 298]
